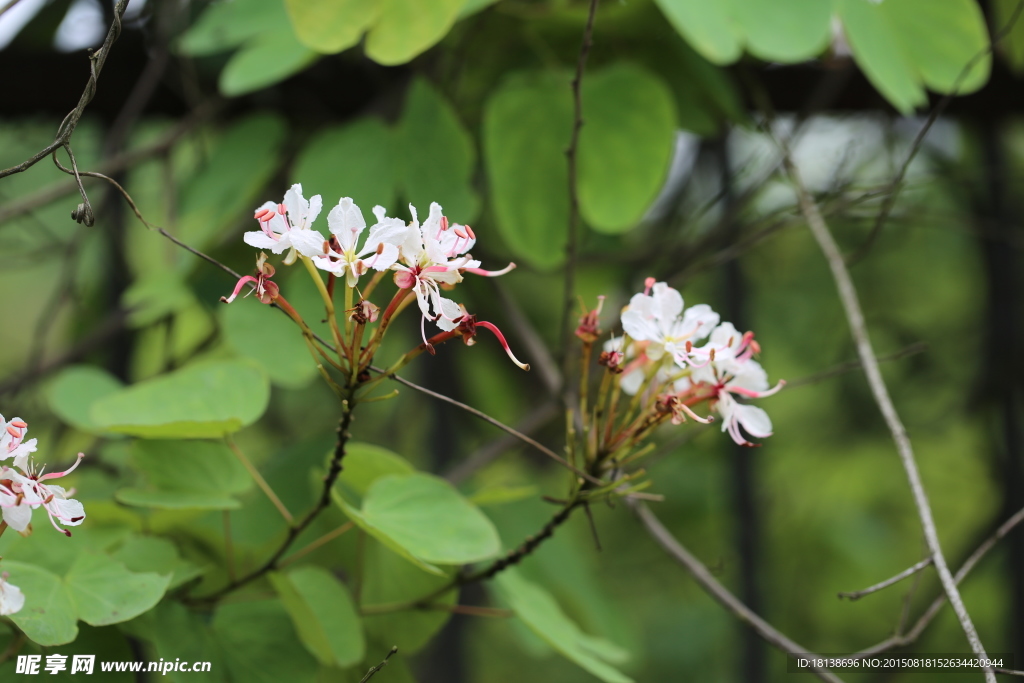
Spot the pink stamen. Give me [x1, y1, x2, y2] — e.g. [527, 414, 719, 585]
[644, 277, 655, 295]
[464, 262, 516, 277]
[475, 321, 530, 371]
[39, 453, 84, 481]
[729, 379, 785, 399]
[678, 402, 714, 424]
[465, 225, 476, 240]
[5, 425, 20, 438]
[222, 276, 259, 303]
[10, 420, 27, 429]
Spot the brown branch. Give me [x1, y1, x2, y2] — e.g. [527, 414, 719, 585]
[783, 148, 994, 678]
[838, 558, 932, 601]
[632, 502, 845, 683]
[359, 647, 398, 683]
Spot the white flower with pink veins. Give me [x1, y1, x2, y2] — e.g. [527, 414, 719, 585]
[0, 454, 86, 536]
[620, 279, 719, 369]
[392, 202, 514, 336]
[313, 200, 406, 287]
[0, 572, 24, 616]
[0, 415, 37, 471]
[244, 184, 326, 265]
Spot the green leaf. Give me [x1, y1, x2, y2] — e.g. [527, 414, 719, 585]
[360, 539, 456, 654]
[112, 535, 206, 589]
[653, 0, 741, 65]
[341, 473, 501, 566]
[284, 0, 377, 53]
[397, 78, 480, 222]
[492, 569, 633, 683]
[91, 360, 270, 438]
[578, 64, 676, 234]
[995, 0, 1024, 74]
[483, 71, 573, 269]
[177, 115, 287, 252]
[220, 30, 319, 97]
[65, 552, 170, 627]
[292, 118, 397, 216]
[365, 0, 465, 66]
[177, 0, 287, 57]
[116, 440, 251, 510]
[145, 601, 224, 682]
[881, 0, 990, 94]
[4, 561, 78, 646]
[221, 297, 318, 389]
[732, 0, 831, 62]
[335, 442, 415, 502]
[270, 567, 365, 667]
[45, 365, 124, 432]
[122, 271, 198, 328]
[213, 600, 318, 683]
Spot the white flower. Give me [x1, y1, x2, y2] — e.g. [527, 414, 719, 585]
[717, 391, 774, 446]
[243, 184, 326, 265]
[0, 572, 24, 616]
[0, 454, 86, 536]
[0, 415, 36, 471]
[620, 280, 719, 367]
[313, 201, 405, 287]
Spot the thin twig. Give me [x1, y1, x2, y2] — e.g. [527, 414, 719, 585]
[783, 148, 994, 679]
[226, 438, 293, 524]
[444, 400, 559, 484]
[787, 342, 929, 389]
[223, 511, 236, 582]
[632, 502, 844, 683]
[359, 647, 398, 683]
[494, 281, 561, 396]
[278, 522, 354, 569]
[838, 558, 932, 601]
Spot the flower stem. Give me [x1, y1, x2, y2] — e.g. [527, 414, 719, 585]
[301, 256, 346, 365]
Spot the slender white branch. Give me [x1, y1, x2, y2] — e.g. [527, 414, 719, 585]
[782, 153, 994, 682]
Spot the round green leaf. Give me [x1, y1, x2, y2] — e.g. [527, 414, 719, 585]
[350, 473, 501, 565]
[269, 566, 365, 667]
[653, 0, 741, 65]
[4, 561, 78, 646]
[213, 600, 318, 683]
[483, 71, 573, 269]
[220, 31, 319, 97]
[292, 118, 397, 215]
[91, 360, 270, 438]
[45, 365, 124, 432]
[284, 0, 377, 53]
[177, 0, 287, 57]
[578, 64, 677, 234]
[221, 298, 317, 389]
[732, 0, 831, 62]
[112, 535, 205, 589]
[335, 442, 415, 502]
[65, 552, 171, 627]
[116, 440, 251, 510]
[397, 78, 480, 223]
[365, 0, 465, 66]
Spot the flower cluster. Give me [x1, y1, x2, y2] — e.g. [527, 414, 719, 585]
[603, 278, 783, 447]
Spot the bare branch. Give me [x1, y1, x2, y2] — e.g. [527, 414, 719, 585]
[359, 647, 398, 683]
[632, 502, 845, 683]
[786, 342, 928, 389]
[838, 558, 932, 601]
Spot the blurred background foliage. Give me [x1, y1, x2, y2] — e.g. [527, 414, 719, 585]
[0, 0, 1023, 681]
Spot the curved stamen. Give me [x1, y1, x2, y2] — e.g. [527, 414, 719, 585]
[222, 276, 259, 304]
[464, 262, 516, 278]
[39, 453, 84, 481]
[475, 321, 531, 371]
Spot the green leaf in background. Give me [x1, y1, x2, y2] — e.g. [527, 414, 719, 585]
[652, 0, 741, 65]
[578, 64, 677, 234]
[91, 360, 270, 438]
[731, 0, 831, 62]
[284, 0, 377, 53]
[360, 539, 456, 654]
[483, 71, 573, 269]
[220, 30, 319, 97]
[221, 297, 318, 389]
[144, 601, 224, 682]
[177, 0, 286, 56]
[116, 440, 252, 510]
[112, 535, 206, 589]
[4, 561, 78, 646]
[213, 600, 318, 683]
[45, 365, 124, 433]
[122, 271, 198, 328]
[397, 78, 480, 223]
[334, 442, 415, 502]
[492, 569, 633, 683]
[64, 552, 170, 627]
[292, 118, 397, 218]
[177, 115, 286, 253]
[365, 0, 465, 65]
[270, 566, 365, 667]
[995, 0, 1024, 74]
[881, 0, 990, 94]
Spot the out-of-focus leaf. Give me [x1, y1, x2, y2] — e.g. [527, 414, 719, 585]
[221, 298, 318, 389]
[4, 561, 78, 646]
[469, 483, 539, 506]
[459, 0, 498, 18]
[91, 360, 270, 438]
[652, 0, 741, 65]
[116, 440, 251, 510]
[334, 442, 415, 503]
[146, 601, 224, 682]
[213, 600, 318, 683]
[112, 535, 205, 589]
[45, 366, 124, 433]
[122, 272, 197, 328]
[220, 30, 318, 97]
[578, 64, 676, 234]
[64, 553, 170, 627]
[397, 78, 480, 222]
[492, 569, 633, 683]
[284, 0, 377, 53]
[177, 115, 287, 252]
[365, 0, 465, 66]
[292, 119, 397, 218]
[270, 566, 365, 667]
[994, 0, 1024, 74]
[360, 539, 456, 653]
[177, 0, 286, 56]
[732, 0, 831, 62]
[483, 71, 572, 269]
